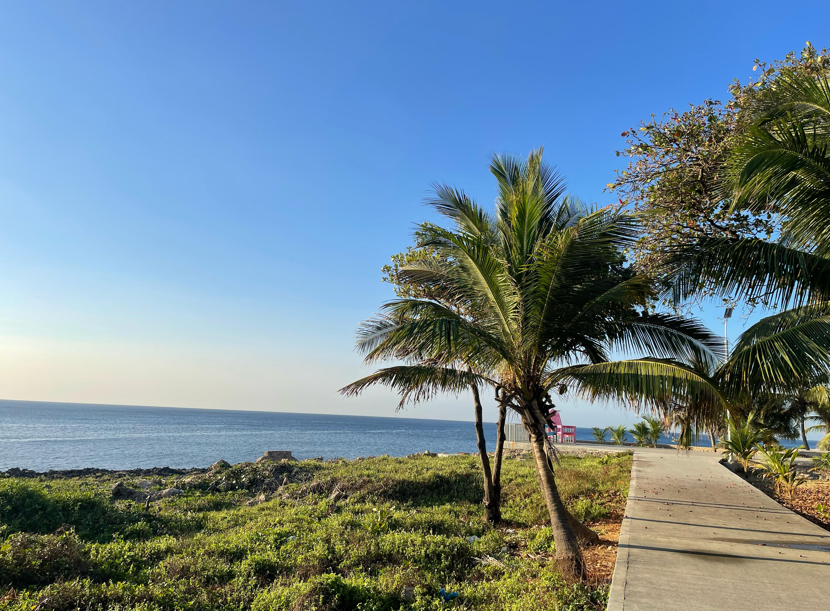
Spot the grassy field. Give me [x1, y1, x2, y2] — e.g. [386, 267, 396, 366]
[0, 452, 631, 611]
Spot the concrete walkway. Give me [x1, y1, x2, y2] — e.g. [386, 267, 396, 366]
[607, 449, 830, 610]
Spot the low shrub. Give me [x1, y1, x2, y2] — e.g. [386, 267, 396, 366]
[0, 529, 89, 587]
[0, 454, 631, 610]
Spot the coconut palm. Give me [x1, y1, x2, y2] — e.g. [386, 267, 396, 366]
[669, 71, 830, 397]
[644, 415, 666, 447]
[652, 355, 723, 449]
[804, 385, 830, 449]
[782, 390, 816, 450]
[590, 427, 609, 443]
[629, 422, 650, 447]
[341, 149, 725, 576]
[365, 237, 510, 524]
[720, 414, 768, 472]
[608, 424, 628, 446]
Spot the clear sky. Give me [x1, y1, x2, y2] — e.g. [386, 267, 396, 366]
[0, 1, 826, 426]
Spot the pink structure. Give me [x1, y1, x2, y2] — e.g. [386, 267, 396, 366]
[546, 410, 576, 443]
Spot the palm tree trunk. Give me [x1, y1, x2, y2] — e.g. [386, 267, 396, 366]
[471, 384, 500, 523]
[521, 410, 585, 578]
[492, 402, 506, 504]
[801, 416, 810, 451]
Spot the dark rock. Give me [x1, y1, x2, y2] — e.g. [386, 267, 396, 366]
[111, 482, 149, 502]
[2, 466, 208, 480]
[256, 451, 297, 463]
[210, 460, 231, 471]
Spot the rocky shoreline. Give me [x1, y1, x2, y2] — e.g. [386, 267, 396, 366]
[0, 465, 207, 480]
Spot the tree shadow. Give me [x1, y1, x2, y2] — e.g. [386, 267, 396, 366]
[374, 472, 484, 507]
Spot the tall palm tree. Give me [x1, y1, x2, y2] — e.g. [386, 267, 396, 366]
[341, 149, 724, 576]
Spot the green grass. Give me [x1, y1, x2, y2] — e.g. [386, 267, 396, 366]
[0, 452, 631, 611]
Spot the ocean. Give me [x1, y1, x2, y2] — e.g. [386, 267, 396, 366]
[0, 400, 813, 471]
[0, 400, 510, 471]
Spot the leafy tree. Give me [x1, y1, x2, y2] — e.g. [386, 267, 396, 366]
[609, 44, 830, 302]
[341, 149, 722, 577]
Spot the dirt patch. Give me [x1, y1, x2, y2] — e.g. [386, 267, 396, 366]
[751, 478, 830, 530]
[495, 517, 621, 586]
[582, 519, 621, 585]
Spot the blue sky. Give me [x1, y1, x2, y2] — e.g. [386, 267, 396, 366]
[0, 1, 826, 426]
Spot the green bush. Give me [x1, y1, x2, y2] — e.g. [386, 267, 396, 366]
[0, 529, 89, 587]
[570, 498, 610, 522]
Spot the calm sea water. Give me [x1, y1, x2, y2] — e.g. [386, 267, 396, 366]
[0, 400, 811, 471]
[0, 400, 510, 471]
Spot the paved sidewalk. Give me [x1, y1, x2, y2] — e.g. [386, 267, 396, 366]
[607, 449, 830, 610]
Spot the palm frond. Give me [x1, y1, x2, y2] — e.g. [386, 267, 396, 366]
[729, 71, 830, 256]
[417, 224, 519, 345]
[720, 302, 830, 393]
[427, 184, 495, 239]
[604, 313, 723, 369]
[355, 300, 507, 368]
[550, 359, 727, 425]
[338, 365, 492, 409]
[666, 237, 830, 309]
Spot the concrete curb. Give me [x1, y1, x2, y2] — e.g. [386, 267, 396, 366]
[606, 450, 642, 611]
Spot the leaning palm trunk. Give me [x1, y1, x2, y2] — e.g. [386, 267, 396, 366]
[471, 384, 501, 522]
[521, 408, 585, 577]
[800, 416, 810, 451]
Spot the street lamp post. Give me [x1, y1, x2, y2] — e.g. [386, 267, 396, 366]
[724, 307, 733, 447]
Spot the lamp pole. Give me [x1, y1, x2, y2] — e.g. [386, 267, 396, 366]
[724, 307, 733, 446]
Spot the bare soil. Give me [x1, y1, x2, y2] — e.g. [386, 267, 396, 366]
[750, 477, 830, 530]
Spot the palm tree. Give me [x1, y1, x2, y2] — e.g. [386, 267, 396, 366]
[590, 427, 608, 443]
[341, 149, 724, 576]
[652, 355, 723, 450]
[668, 71, 830, 399]
[608, 425, 628, 446]
[644, 415, 665, 447]
[368, 239, 510, 524]
[783, 390, 814, 450]
[806, 385, 830, 449]
[720, 414, 767, 472]
[629, 422, 650, 447]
